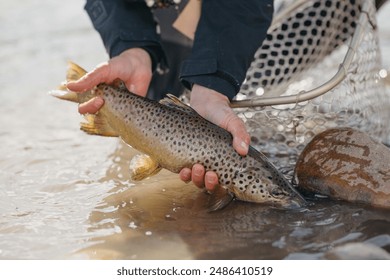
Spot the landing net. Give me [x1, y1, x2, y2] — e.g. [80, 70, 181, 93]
[233, 0, 390, 172]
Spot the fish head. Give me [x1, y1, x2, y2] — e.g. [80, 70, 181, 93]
[231, 167, 307, 209]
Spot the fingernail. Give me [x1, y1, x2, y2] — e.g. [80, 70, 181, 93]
[240, 141, 248, 150]
[207, 177, 216, 185]
[182, 170, 191, 182]
[129, 84, 136, 92]
[65, 82, 73, 89]
[94, 97, 104, 107]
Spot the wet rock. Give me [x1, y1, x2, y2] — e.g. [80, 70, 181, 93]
[294, 127, 390, 209]
[324, 242, 390, 260]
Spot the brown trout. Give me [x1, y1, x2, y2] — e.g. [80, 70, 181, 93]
[51, 62, 306, 211]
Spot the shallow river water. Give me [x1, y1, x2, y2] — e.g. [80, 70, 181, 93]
[1, 0, 390, 259]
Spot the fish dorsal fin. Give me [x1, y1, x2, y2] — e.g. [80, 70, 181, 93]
[80, 114, 119, 137]
[66, 61, 87, 82]
[159, 94, 199, 116]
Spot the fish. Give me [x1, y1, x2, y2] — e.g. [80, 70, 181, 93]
[51, 62, 307, 211]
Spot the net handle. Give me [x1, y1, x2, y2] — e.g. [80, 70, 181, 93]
[231, 0, 372, 109]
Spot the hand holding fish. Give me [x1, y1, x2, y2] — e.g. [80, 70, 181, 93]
[179, 84, 250, 191]
[67, 48, 153, 114]
[66, 49, 250, 192]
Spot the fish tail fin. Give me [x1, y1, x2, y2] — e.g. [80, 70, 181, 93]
[49, 62, 88, 103]
[49, 87, 79, 103]
[80, 114, 119, 137]
[129, 154, 162, 181]
[65, 61, 88, 82]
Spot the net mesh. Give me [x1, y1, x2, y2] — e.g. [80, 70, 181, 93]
[234, 0, 390, 174]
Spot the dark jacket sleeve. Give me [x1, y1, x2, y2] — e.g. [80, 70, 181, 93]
[180, 0, 273, 99]
[84, 0, 165, 71]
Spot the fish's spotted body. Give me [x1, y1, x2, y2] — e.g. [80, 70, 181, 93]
[52, 62, 306, 211]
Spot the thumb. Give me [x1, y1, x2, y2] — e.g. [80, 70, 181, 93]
[225, 115, 250, 156]
[124, 73, 152, 97]
[124, 81, 149, 97]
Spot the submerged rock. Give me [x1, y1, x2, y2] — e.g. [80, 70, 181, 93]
[294, 127, 390, 209]
[324, 242, 390, 260]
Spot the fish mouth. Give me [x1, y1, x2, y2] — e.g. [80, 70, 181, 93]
[273, 192, 308, 209]
[286, 196, 308, 209]
[270, 186, 307, 209]
[272, 199, 306, 210]
[286, 181, 308, 208]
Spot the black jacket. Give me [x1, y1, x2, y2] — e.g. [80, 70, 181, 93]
[85, 0, 273, 99]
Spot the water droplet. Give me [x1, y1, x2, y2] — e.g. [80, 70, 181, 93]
[165, 214, 176, 221]
[129, 222, 137, 229]
[379, 68, 387, 78]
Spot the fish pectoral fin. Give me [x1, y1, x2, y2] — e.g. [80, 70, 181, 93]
[129, 154, 162, 181]
[206, 186, 234, 212]
[80, 114, 119, 137]
[159, 94, 200, 116]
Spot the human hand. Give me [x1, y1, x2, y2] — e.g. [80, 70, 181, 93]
[179, 84, 250, 192]
[66, 48, 152, 114]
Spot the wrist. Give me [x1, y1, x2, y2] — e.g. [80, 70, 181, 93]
[190, 84, 230, 116]
[120, 48, 153, 71]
